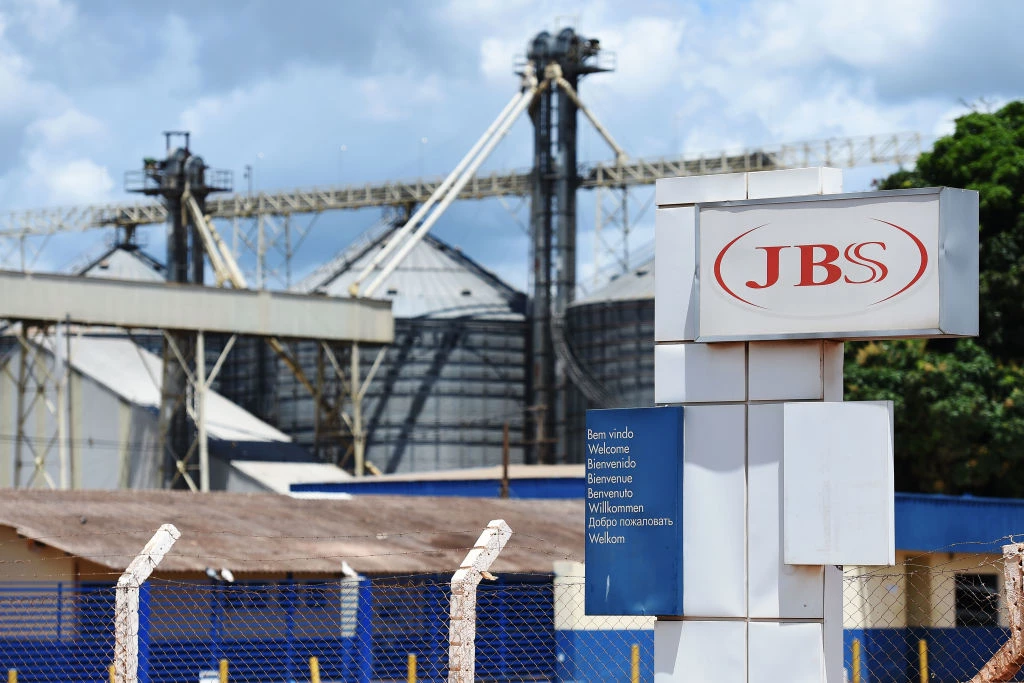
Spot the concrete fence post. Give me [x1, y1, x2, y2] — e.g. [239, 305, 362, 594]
[970, 542, 1024, 683]
[114, 524, 181, 683]
[448, 519, 513, 683]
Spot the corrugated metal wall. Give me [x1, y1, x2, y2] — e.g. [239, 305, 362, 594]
[564, 298, 654, 463]
[264, 317, 527, 474]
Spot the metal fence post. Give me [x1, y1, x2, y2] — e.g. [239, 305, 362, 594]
[357, 578, 373, 683]
[114, 524, 180, 683]
[448, 519, 513, 683]
[428, 580, 446, 678]
[496, 575, 508, 678]
[284, 578, 297, 682]
[56, 582, 63, 642]
[210, 584, 224, 667]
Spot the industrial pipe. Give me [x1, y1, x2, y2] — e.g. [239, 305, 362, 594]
[185, 192, 248, 288]
[548, 63, 626, 165]
[184, 194, 229, 285]
[349, 73, 533, 297]
[365, 77, 545, 297]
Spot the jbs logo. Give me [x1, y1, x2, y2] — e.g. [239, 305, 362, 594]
[712, 219, 929, 312]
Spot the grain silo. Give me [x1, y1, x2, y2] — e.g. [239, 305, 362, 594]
[271, 223, 529, 474]
[563, 259, 655, 463]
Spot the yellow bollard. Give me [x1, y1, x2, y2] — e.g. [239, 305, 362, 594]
[851, 638, 861, 683]
[7, 669, 15, 683]
[919, 638, 929, 683]
[219, 658, 229, 683]
[631, 644, 640, 683]
[310, 656, 321, 683]
[407, 653, 417, 683]
[109, 663, 116, 683]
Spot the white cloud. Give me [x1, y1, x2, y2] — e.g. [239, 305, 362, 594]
[587, 16, 686, 98]
[24, 152, 114, 205]
[0, 0, 1022, 274]
[27, 108, 106, 147]
[480, 36, 521, 83]
[0, 15, 65, 119]
[152, 14, 201, 96]
[10, 0, 77, 43]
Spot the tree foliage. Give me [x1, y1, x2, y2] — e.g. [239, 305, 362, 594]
[849, 102, 1024, 495]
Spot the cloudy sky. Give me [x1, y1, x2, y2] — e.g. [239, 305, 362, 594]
[0, 0, 1022, 290]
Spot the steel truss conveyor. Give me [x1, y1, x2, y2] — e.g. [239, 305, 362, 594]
[0, 132, 925, 238]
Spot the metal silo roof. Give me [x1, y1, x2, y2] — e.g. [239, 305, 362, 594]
[297, 225, 526, 320]
[75, 244, 166, 282]
[573, 257, 654, 306]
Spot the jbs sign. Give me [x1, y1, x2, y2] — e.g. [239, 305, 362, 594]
[696, 188, 978, 341]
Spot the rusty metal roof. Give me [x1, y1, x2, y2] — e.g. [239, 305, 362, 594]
[0, 490, 583, 576]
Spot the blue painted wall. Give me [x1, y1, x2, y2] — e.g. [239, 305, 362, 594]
[895, 493, 1024, 552]
[844, 627, 1020, 683]
[556, 630, 654, 682]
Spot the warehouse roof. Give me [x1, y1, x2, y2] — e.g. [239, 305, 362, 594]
[43, 335, 290, 444]
[0, 490, 582, 575]
[297, 223, 526, 320]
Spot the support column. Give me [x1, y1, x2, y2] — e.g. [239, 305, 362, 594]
[13, 338, 26, 488]
[351, 341, 365, 476]
[529, 79, 554, 465]
[196, 332, 209, 493]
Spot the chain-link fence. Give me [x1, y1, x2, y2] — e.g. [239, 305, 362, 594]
[842, 545, 1019, 683]
[1, 532, 1022, 682]
[0, 574, 648, 682]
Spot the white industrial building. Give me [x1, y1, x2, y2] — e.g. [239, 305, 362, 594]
[0, 326, 350, 493]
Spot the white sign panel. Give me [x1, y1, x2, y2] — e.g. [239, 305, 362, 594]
[782, 401, 895, 566]
[695, 188, 978, 341]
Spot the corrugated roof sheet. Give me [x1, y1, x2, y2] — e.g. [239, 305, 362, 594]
[42, 335, 290, 443]
[297, 227, 525, 320]
[0, 490, 583, 575]
[232, 461, 352, 494]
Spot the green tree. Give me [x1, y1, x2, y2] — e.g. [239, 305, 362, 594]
[878, 101, 1024, 360]
[849, 101, 1024, 495]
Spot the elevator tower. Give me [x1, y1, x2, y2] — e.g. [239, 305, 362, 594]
[526, 29, 609, 464]
[126, 132, 232, 487]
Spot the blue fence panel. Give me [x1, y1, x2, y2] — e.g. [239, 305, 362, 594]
[556, 630, 654, 683]
[0, 583, 115, 681]
[845, 626, 1024, 683]
[478, 576, 556, 680]
[913, 627, 1021, 682]
[144, 578, 371, 683]
[370, 575, 448, 681]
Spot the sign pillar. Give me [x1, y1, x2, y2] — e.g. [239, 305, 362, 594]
[641, 168, 978, 683]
